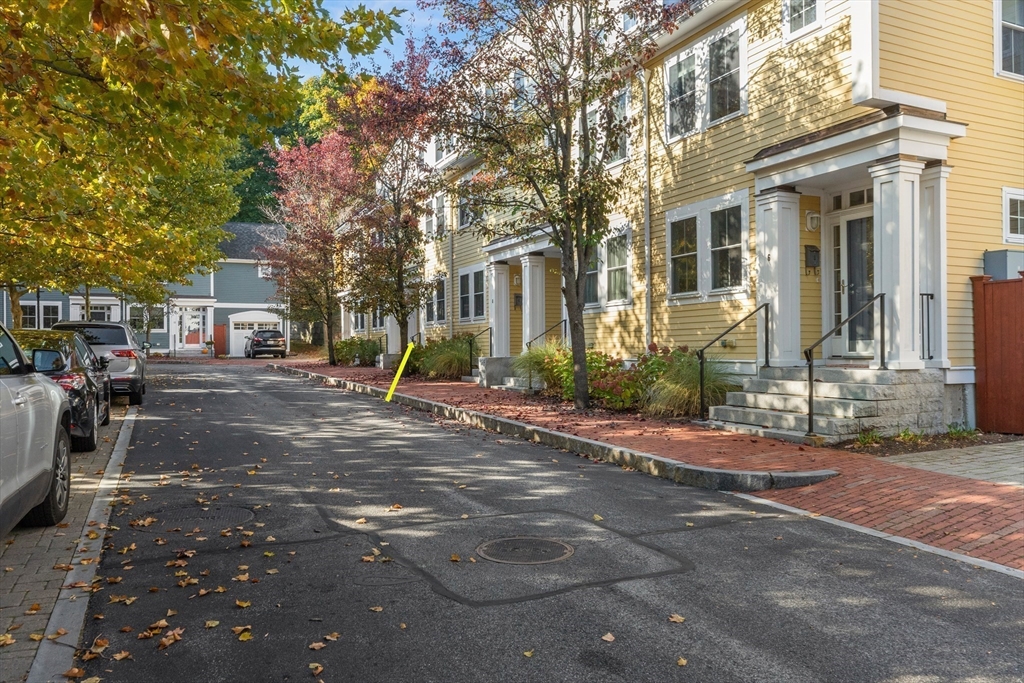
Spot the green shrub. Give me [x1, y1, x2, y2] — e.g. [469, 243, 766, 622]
[511, 341, 567, 393]
[420, 335, 474, 379]
[946, 423, 979, 439]
[644, 349, 738, 418]
[857, 429, 882, 446]
[334, 337, 380, 367]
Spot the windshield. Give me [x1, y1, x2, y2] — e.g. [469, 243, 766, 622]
[55, 325, 128, 346]
[256, 330, 284, 339]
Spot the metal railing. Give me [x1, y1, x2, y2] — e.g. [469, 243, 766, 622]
[526, 319, 567, 350]
[411, 331, 423, 346]
[803, 292, 886, 437]
[696, 303, 770, 421]
[524, 320, 567, 391]
[920, 293, 934, 361]
[375, 333, 388, 359]
[468, 327, 492, 370]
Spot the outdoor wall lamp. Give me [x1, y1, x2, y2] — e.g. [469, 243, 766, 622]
[805, 211, 821, 232]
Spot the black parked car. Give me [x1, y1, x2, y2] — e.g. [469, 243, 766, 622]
[12, 330, 112, 452]
[244, 329, 287, 358]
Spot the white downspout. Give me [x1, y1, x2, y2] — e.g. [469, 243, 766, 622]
[643, 67, 653, 349]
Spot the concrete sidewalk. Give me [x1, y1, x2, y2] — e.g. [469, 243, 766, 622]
[273, 364, 1024, 572]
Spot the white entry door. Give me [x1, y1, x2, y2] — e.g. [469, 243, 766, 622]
[829, 213, 875, 358]
[178, 308, 207, 349]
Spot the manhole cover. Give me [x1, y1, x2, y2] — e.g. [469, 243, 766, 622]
[137, 506, 254, 531]
[476, 537, 574, 565]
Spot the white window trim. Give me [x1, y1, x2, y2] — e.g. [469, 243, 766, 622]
[995, 0, 1024, 82]
[781, 0, 823, 44]
[457, 264, 487, 322]
[583, 225, 634, 313]
[352, 312, 366, 332]
[605, 90, 631, 168]
[663, 14, 748, 144]
[1004, 187, 1024, 244]
[19, 301, 63, 329]
[371, 308, 386, 331]
[128, 304, 168, 333]
[425, 276, 448, 327]
[664, 189, 750, 305]
[257, 264, 272, 279]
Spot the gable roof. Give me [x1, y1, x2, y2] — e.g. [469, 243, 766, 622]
[218, 222, 284, 260]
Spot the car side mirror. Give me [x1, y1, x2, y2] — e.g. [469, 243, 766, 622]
[142, 342, 152, 350]
[32, 349, 65, 373]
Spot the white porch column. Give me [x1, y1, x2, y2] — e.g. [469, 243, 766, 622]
[756, 188, 802, 366]
[487, 262, 511, 356]
[870, 157, 926, 370]
[206, 306, 214, 344]
[339, 302, 352, 340]
[520, 254, 546, 351]
[384, 316, 401, 354]
[920, 164, 950, 368]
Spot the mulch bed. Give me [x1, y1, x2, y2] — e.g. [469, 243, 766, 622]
[851, 432, 1023, 458]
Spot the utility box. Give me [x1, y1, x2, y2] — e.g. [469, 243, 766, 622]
[805, 244, 820, 269]
[983, 249, 1024, 280]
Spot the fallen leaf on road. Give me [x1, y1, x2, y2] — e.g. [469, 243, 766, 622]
[361, 556, 375, 563]
[150, 619, 169, 630]
[30, 633, 44, 641]
[61, 667, 85, 679]
[235, 600, 251, 608]
[214, 586, 228, 593]
[685, 522, 694, 527]
[369, 606, 383, 612]
[450, 554, 461, 562]
[387, 504, 403, 511]
[107, 576, 122, 584]
[266, 536, 276, 542]
[119, 626, 133, 633]
[593, 514, 604, 522]
[324, 632, 339, 641]
[231, 625, 251, 635]
[137, 631, 154, 640]
[310, 663, 324, 676]
[601, 633, 615, 642]
[90, 636, 109, 654]
[263, 552, 275, 558]
[355, 518, 367, 525]
[205, 621, 219, 629]
[460, 514, 469, 519]
[47, 628, 69, 640]
[233, 573, 249, 582]
[524, 650, 534, 657]
[266, 569, 279, 575]
[309, 642, 326, 650]
[0, 634, 14, 646]
[53, 564, 74, 571]
[238, 631, 253, 641]
[677, 657, 688, 666]
[158, 627, 183, 650]
[773, 536, 783, 541]
[112, 650, 132, 661]
[668, 614, 685, 623]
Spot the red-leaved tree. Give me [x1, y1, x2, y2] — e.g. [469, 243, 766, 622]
[260, 132, 362, 365]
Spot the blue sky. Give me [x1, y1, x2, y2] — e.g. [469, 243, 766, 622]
[294, 0, 442, 79]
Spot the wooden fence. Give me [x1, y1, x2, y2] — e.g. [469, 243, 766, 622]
[971, 274, 1024, 434]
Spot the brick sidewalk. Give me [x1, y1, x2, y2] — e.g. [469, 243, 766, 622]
[286, 364, 1024, 571]
[0, 405, 128, 683]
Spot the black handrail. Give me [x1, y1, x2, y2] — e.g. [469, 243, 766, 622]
[468, 327, 492, 370]
[526, 319, 567, 349]
[920, 293, 934, 361]
[376, 333, 388, 359]
[411, 331, 423, 346]
[525, 319, 566, 391]
[696, 303, 770, 421]
[803, 292, 886, 436]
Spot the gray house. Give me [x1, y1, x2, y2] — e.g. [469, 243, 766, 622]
[0, 223, 288, 357]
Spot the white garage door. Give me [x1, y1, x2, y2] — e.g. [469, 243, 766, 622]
[229, 316, 282, 357]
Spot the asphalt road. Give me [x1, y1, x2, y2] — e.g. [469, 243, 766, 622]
[77, 364, 1023, 683]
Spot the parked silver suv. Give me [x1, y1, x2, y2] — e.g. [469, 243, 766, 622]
[51, 321, 148, 405]
[0, 323, 73, 539]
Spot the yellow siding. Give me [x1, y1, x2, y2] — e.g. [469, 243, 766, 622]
[645, 0, 863, 362]
[879, 0, 1024, 367]
[509, 264, 523, 352]
[799, 195, 824, 351]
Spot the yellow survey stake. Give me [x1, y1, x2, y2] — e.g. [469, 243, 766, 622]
[385, 342, 416, 402]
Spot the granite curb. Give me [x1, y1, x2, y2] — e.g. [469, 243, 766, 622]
[269, 364, 839, 492]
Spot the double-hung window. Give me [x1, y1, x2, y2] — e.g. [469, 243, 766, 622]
[129, 305, 166, 333]
[666, 190, 749, 302]
[608, 91, 629, 164]
[425, 279, 447, 324]
[584, 250, 600, 306]
[606, 235, 629, 302]
[41, 304, 60, 329]
[353, 313, 366, 332]
[664, 16, 746, 140]
[424, 201, 435, 237]
[20, 304, 37, 329]
[782, 0, 821, 41]
[371, 308, 385, 330]
[458, 266, 485, 320]
[999, 0, 1024, 78]
[1005, 187, 1024, 244]
[458, 197, 479, 230]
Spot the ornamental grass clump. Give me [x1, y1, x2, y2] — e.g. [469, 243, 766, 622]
[419, 335, 474, 380]
[644, 348, 739, 418]
[511, 341, 567, 393]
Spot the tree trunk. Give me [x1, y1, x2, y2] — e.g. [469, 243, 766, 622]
[311, 320, 325, 347]
[398, 315, 409, 349]
[325, 309, 337, 366]
[7, 286, 23, 329]
[561, 252, 590, 410]
[84, 285, 91, 320]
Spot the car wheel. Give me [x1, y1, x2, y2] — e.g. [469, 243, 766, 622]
[72, 400, 99, 452]
[24, 425, 71, 527]
[100, 386, 112, 426]
[129, 388, 143, 406]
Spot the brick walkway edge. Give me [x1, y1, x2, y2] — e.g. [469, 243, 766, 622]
[273, 363, 1024, 572]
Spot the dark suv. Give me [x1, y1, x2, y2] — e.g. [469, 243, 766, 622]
[51, 321, 148, 405]
[244, 330, 286, 358]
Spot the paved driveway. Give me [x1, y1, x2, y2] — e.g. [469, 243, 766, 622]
[58, 365, 1023, 682]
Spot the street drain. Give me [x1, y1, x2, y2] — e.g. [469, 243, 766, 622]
[137, 506, 255, 531]
[476, 537, 574, 565]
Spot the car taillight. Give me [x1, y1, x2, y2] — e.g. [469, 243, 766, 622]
[111, 349, 137, 358]
[55, 374, 86, 391]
